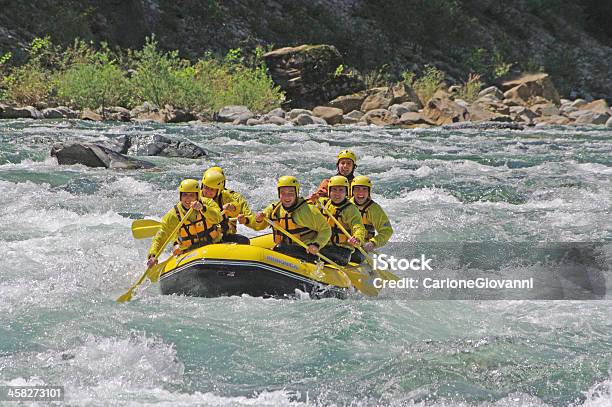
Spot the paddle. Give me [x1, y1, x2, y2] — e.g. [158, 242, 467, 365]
[131, 213, 235, 239]
[263, 218, 379, 297]
[317, 198, 400, 282]
[132, 219, 163, 239]
[117, 208, 194, 303]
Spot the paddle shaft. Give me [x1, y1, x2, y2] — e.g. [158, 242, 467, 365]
[131, 211, 234, 240]
[263, 218, 342, 268]
[152, 208, 194, 260]
[318, 199, 400, 281]
[117, 208, 194, 302]
[317, 198, 372, 260]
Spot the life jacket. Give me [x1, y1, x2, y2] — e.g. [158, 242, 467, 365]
[214, 190, 237, 235]
[357, 199, 376, 240]
[323, 199, 352, 245]
[174, 204, 220, 251]
[269, 199, 313, 245]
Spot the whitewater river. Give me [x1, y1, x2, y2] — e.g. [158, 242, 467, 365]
[0, 119, 610, 406]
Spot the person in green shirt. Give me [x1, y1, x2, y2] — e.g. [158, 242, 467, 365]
[250, 175, 331, 263]
[147, 179, 223, 268]
[318, 175, 366, 266]
[349, 175, 393, 263]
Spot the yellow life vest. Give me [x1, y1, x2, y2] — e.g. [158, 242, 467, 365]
[323, 199, 352, 245]
[269, 199, 313, 245]
[214, 189, 239, 235]
[357, 199, 376, 240]
[174, 204, 220, 251]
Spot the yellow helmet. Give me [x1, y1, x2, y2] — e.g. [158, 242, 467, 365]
[351, 175, 372, 195]
[207, 166, 225, 176]
[328, 175, 350, 191]
[201, 170, 225, 190]
[277, 175, 300, 197]
[337, 149, 357, 164]
[178, 179, 201, 194]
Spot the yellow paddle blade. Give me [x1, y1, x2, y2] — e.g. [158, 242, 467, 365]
[326, 263, 379, 297]
[147, 258, 170, 283]
[118, 209, 194, 303]
[361, 254, 401, 281]
[376, 269, 401, 282]
[343, 268, 379, 297]
[131, 219, 161, 239]
[116, 267, 150, 303]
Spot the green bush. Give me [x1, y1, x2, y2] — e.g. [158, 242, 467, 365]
[491, 48, 512, 79]
[456, 73, 482, 102]
[56, 59, 129, 110]
[219, 64, 284, 112]
[401, 71, 415, 86]
[413, 66, 445, 104]
[2, 38, 56, 106]
[0, 52, 12, 100]
[127, 39, 283, 113]
[128, 38, 185, 109]
[1, 36, 284, 115]
[3, 63, 53, 106]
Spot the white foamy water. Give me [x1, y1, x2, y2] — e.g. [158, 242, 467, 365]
[0, 119, 610, 406]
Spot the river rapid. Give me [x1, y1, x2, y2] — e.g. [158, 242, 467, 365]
[0, 119, 610, 406]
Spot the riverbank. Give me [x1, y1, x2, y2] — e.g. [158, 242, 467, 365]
[2, 90, 611, 129]
[1, 40, 611, 129]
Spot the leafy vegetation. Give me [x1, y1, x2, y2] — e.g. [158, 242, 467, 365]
[0, 37, 284, 114]
[412, 66, 445, 105]
[456, 73, 482, 102]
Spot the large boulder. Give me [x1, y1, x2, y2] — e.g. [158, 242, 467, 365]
[162, 105, 195, 123]
[509, 106, 538, 125]
[312, 106, 344, 125]
[263, 115, 289, 125]
[266, 108, 286, 118]
[423, 97, 470, 125]
[398, 112, 435, 127]
[214, 105, 254, 123]
[264, 44, 365, 109]
[51, 142, 154, 169]
[80, 108, 104, 121]
[246, 117, 265, 126]
[391, 82, 421, 106]
[130, 103, 195, 123]
[530, 103, 560, 117]
[287, 109, 313, 120]
[362, 109, 398, 126]
[478, 86, 504, 100]
[127, 134, 208, 158]
[467, 104, 511, 122]
[570, 99, 588, 109]
[573, 112, 610, 125]
[293, 113, 317, 126]
[341, 110, 364, 124]
[104, 106, 131, 122]
[582, 99, 610, 114]
[389, 104, 412, 117]
[0, 104, 43, 119]
[327, 92, 367, 114]
[500, 73, 561, 105]
[361, 87, 394, 112]
[42, 106, 78, 119]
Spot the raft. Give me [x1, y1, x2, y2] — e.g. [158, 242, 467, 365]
[158, 234, 372, 298]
